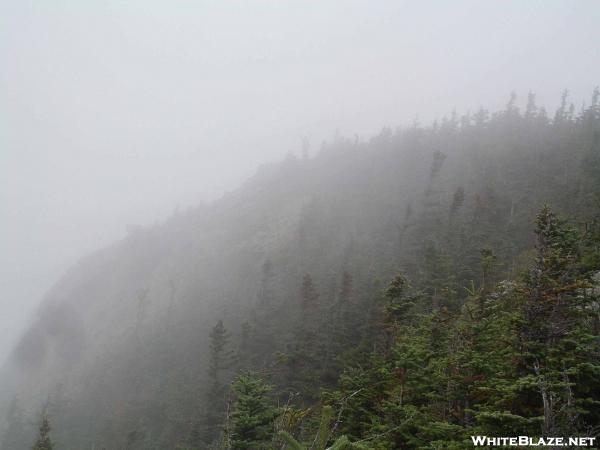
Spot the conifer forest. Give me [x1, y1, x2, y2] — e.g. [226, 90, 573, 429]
[1, 3, 599, 450]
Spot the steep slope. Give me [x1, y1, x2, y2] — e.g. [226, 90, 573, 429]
[1, 91, 599, 450]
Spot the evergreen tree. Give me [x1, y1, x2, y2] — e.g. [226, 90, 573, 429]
[208, 320, 234, 384]
[300, 274, 319, 313]
[5, 90, 600, 450]
[246, 260, 279, 369]
[229, 372, 277, 450]
[517, 206, 598, 436]
[421, 241, 456, 311]
[525, 91, 538, 120]
[382, 274, 415, 352]
[190, 320, 234, 448]
[31, 414, 53, 450]
[277, 274, 325, 403]
[335, 271, 361, 348]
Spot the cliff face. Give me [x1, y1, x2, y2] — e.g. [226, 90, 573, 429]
[2, 107, 598, 449]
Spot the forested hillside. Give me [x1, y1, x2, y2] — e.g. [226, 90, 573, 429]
[1, 90, 599, 450]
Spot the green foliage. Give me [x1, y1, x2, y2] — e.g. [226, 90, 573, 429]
[230, 372, 277, 450]
[6, 90, 600, 450]
[190, 320, 235, 448]
[320, 205, 600, 448]
[209, 320, 234, 381]
[279, 430, 369, 450]
[316, 406, 334, 449]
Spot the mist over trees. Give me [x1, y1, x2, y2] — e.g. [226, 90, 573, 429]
[1, 89, 599, 449]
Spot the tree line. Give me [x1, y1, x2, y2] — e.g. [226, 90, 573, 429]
[9, 88, 600, 449]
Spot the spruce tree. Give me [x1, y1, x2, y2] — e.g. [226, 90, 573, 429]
[278, 274, 324, 402]
[518, 206, 596, 436]
[300, 273, 319, 313]
[208, 320, 233, 384]
[31, 414, 53, 450]
[191, 320, 234, 448]
[247, 260, 279, 368]
[279, 405, 369, 449]
[229, 372, 277, 450]
[335, 271, 362, 349]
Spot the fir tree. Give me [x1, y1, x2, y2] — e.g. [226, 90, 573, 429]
[191, 320, 234, 448]
[518, 206, 597, 436]
[229, 372, 277, 450]
[278, 406, 369, 450]
[300, 274, 319, 313]
[208, 320, 234, 384]
[31, 414, 53, 450]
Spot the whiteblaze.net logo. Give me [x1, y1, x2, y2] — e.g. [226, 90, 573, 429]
[471, 436, 597, 447]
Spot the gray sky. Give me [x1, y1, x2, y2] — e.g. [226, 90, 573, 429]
[1, 0, 599, 364]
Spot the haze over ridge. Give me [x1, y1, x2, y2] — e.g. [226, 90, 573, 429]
[1, 0, 599, 365]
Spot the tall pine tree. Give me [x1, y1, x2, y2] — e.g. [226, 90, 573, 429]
[31, 414, 53, 450]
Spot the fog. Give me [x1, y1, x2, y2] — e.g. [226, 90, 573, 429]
[1, 0, 598, 365]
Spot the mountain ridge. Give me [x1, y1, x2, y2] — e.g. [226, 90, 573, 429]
[2, 90, 599, 449]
